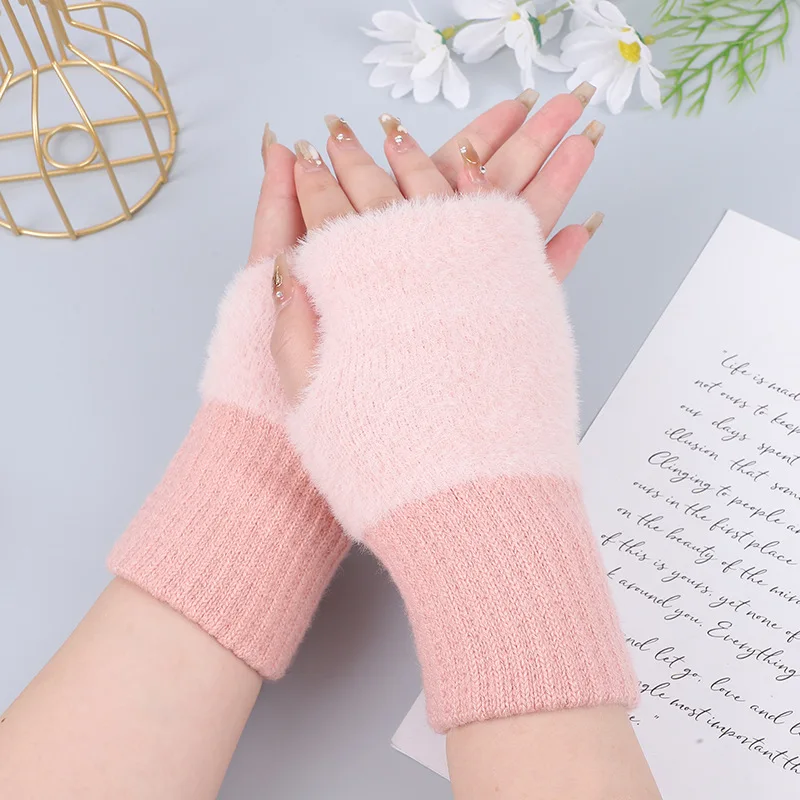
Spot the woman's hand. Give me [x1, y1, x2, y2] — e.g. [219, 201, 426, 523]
[268, 88, 661, 800]
[268, 83, 604, 404]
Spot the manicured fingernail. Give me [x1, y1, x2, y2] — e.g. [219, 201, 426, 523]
[379, 112, 414, 153]
[515, 88, 540, 112]
[324, 114, 359, 149]
[294, 139, 324, 171]
[582, 120, 605, 147]
[457, 137, 489, 185]
[272, 253, 294, 309]
[262, 123, 276, 167]
[583, 211, 604, 238]
[572, 81, 596, 107]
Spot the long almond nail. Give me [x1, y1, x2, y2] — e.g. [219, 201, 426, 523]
[515, 88, 540, 112]
[262, 123, 276, 167]
[294, 140, 324, 171]
[457, 137, 489, 186]
[582, 120, 605, 147]
[324, 114, 359, 149]
[572, 81, 597, 108]
[273, 253, 294, 309]
[379, 112, 414, 153]
[583, 211, 604, 238]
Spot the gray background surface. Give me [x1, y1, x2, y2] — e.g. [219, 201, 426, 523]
[1, 1, 799, 797]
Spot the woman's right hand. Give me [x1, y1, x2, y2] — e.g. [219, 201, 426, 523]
[267, 84, 603, 405]
[268, 89, 661, 800]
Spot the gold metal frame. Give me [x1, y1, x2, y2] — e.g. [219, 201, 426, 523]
[0, 0, 177, 239]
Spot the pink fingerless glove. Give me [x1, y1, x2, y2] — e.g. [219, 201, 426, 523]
[286, 194, 638, 732]
[109, 266, 349, 678]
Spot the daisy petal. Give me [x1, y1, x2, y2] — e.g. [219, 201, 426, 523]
[442, 58, 470, 108]
[606, 62, 638, 114]
[452, 19, 506, 61]
[453, 0, 511, 21]
[565, 52, 615, 87]
[363, 43, 414, 64]
[369, 63, 413, 88]
[596, 1, 627, 26]
[561, 44, 609, 68]
[391, 79, 414, 98]
[413, 69, 443, 103]
[361, 27, 402, 42]
[588, 61, 620, 102]
[540, 13, 564, 42]
[561, 26, 616, 50]
[408, 1, 427, 23]
[411, 45, 447, 79]
[504, 17, 533, 50]
[532, 51, 572, 73]
[639, 65, 662, 109]
[570, 3, 596, 31]
[370, 11, 417, 41]
[566, 58, 617, 105]
[415, 23, 445, 51]
[519, 61, 536, 90]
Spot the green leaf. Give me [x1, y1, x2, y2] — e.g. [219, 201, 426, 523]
[528, 14, 542, 48]
[660, 1, 792, 115]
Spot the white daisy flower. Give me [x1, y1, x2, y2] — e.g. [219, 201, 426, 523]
[560, 1, 663, 114]
[451, 0, 569, 90]
[362, 5, 470, 108]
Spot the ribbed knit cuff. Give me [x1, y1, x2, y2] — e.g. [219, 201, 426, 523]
[109, 401, 348, 679]
[365, 475, 638, 733]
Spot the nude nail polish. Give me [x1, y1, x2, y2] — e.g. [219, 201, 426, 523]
[515, 88, 540, 112]
[457, 137, 489, 185]
[324, 115, 359, 148]
[262, 123, 276, 167]
[583, 211, 604, 238]
[572, 81, 597, 108]
[379, 112, 414, 153]
[273, 253, 294, 308]
[582, 120, 605, 147]
[294, 139, 324, 170]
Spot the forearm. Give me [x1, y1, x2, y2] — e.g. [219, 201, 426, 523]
[0, 578, 261, 800]
[448, 706, 661, 800]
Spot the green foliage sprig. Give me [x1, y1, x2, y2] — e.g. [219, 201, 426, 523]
[654, 0, 793, 115]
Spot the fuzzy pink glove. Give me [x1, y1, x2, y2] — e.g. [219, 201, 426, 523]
[109, 266, 348, 678]
[285, 194, 638, 732]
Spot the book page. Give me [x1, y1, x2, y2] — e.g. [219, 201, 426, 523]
[392, 211, 800, 796]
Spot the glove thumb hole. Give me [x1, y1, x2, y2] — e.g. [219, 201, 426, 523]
[270, 254, 319, 406]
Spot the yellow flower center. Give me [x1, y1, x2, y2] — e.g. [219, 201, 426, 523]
[440, 25, 456, 40]
[618, 39, 641, 63]
[509, 11, 521, 20]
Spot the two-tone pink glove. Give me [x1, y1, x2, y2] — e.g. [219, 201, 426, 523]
[109, 266, 349, 678]
[284, 193, 638, 732]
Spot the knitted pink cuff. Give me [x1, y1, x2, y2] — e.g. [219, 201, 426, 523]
[366, 477, 636, 731]
[109, 266, 348, 679]
[286, 194, 638, 730]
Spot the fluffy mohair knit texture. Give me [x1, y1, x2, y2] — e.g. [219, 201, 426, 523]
[287, 194, 638, 731]
[109, 265, 348, 679]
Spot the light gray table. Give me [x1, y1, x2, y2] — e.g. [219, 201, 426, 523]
[1, 1, 799, 797]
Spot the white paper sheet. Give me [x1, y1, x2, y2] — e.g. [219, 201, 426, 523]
[392, 211, 800, 795]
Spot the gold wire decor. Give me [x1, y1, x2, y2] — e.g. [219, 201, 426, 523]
[0, 0, 177, 239]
